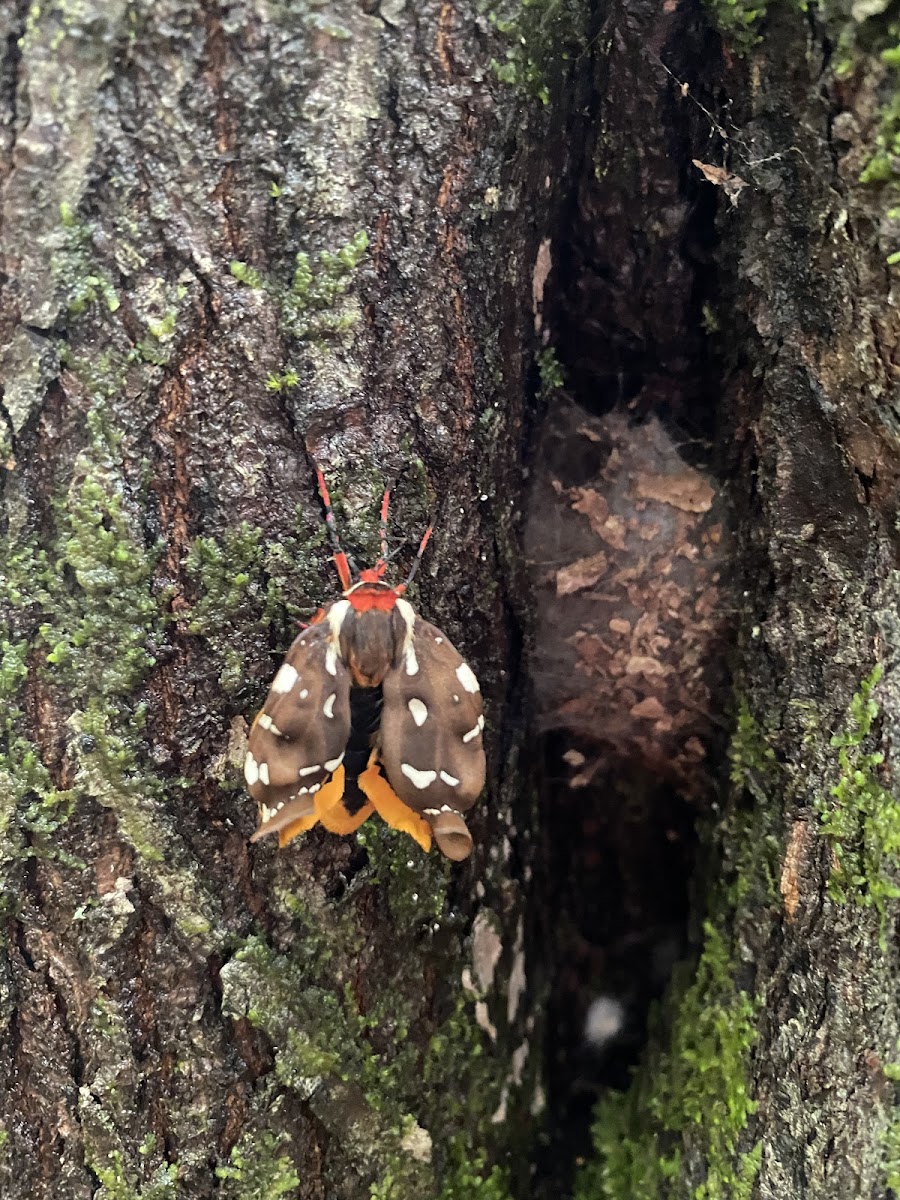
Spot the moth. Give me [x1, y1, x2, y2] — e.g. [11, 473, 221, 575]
[245, 470, 486, 861]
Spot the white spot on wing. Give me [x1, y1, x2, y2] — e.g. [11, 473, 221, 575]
[395, 597, 418, 674]
[440, 771, 460, 787]
[324, 754, 344, 772]
[395, 597, 417, 632]
[456, 662, 480, 693]
[258, 761, 270, 786]
[326, 599, 351, 672]
[272, 663, 299, 694]
[435, 636, 443, 644]
[244, 754, 259, 786]
[401, 764, 437, 789]
[462, 723, 481, 743]
[299, 689, 309, 699]
[261, 804, 272, 821]
[324, 693, 337, 718]
[298, 765, 320, 777]
[408, 698, 428, 726]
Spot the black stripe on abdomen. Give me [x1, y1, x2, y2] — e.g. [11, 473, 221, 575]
[343, 685, 383, 816]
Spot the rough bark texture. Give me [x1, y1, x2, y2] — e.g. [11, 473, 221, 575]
[5, 0, 900, 1197]
[558, 2, 900, 1200]
[0, 2, 585, 1196]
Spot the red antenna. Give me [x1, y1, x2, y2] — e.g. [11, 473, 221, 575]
[396, 525, 432, 594]
[315, 468, 353, 592]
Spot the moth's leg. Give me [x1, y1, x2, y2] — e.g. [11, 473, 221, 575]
[357, 756, 432, 853]
[317, 798, 374, 835]
[313, 765, 375, 834]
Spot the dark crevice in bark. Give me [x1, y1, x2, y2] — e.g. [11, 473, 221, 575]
[525, 3, 738, 1191]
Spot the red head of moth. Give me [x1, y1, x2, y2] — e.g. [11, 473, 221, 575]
[245, 469, 485, 861]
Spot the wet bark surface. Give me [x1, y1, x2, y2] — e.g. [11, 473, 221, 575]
[3, 0, 900, 1197]
[0, 1, 586, 1195]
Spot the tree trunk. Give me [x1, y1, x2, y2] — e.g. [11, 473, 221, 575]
[0, 1, 584, 1195]
[5, 0, 900, 1197]
[555, 4, 900, 1200]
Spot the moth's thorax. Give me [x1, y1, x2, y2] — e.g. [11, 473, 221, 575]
[345, 579, 398, 612]
[333, 599, 409, 688]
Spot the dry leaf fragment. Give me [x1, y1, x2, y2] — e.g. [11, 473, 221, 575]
[608, 618, 631, 636]
[625, 655, 666, 677]
[634, 468, 715, 513]
[780, 820, 810, 921]
[631, 696, 666, 719]
[692, 159, 747, 206]
[571, 487, 609, 533]
[556, 551, 609, 595]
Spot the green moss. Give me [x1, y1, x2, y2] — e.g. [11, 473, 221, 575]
[354, 819, 451, 927]
[574, 697, 777, 1199]
[228, 232, 369, 342]
[536, 347, 564, 398]
[885, 1106, 900, 1195]
[711, 700, 783, 913]
[701, 0, 768, 54]
[282, 230, 369, 339]
[437, 1143, 512, 1200]
[69, 273, 121, 316]
[222, 935, 363, 1088]
[860, 43, 900, 191]
[147, 311, 176, 341]
[88, 1148, 178, 1200]
[184, 517, 324, 694]
[215, 1131, 300, 1198]
[576, 922, 759, 1200]
[486, 0, 587, 105]
[817, 665, 900, 935]
[230, 260, 264, 289]
[71, 704, 219, 941]
[185, 523, 268, 637]
[60, 346, 130, 401]
[372, 1141, 511, 1200]
[39, 407, 162, 696]
[58, 202, 121, 317]
[0, 542, 76, 872]
[222, 906, 514, 1199]
[264, 369, 299, 391]
[0, 401, 225, 940]
[0, 635, 72, 846]
[728, 700, 777, 791]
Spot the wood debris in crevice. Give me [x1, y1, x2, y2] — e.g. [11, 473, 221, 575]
[524, 397, 734, 802]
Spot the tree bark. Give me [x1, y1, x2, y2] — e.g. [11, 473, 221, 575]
[0, 1, 583, 1196]
[560, 4, 900, 1200]
[6, 0, 900, 1197]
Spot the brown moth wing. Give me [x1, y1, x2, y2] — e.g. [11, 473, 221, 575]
[379, 617, 485, 817]
[246, 621, 351, 838]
